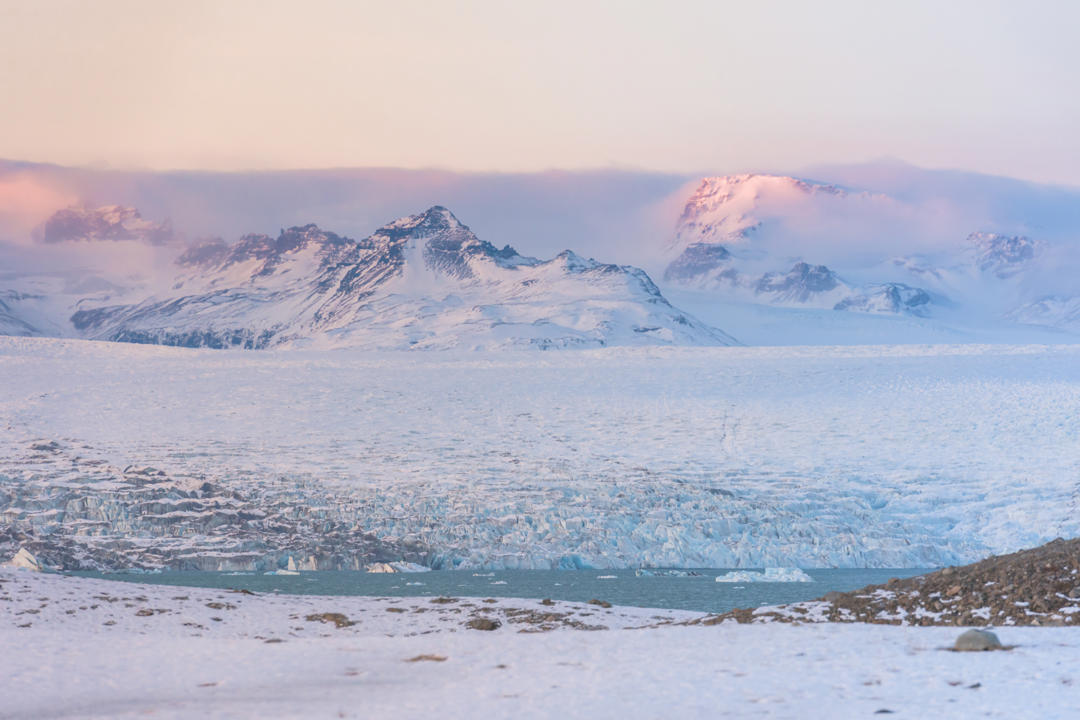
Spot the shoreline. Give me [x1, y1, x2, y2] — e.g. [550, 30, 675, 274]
[4, 568, 1080, 719]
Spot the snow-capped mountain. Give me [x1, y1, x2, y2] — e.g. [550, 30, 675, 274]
[1009, 296, 1080, 332]
[965, 232, 1043, 279]
[671, 174, 845, 250]
[46, 206, 735, 349]
[660, 173, 1080, 339]
[665, 174, 939, 317]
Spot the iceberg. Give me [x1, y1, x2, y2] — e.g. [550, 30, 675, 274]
[715, 568, 814, 583]
[366, 561, 430, 574]
[4, 547, 43, 572]
[265, 557, 300, 575]
[635, 569, 704, 577]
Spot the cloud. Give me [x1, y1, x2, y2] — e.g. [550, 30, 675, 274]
[0, 172, 78, 245]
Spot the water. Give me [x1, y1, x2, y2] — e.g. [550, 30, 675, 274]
[72, 568, 928, 614]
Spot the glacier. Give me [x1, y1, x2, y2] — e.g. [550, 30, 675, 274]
[2, 337, 1078, 571]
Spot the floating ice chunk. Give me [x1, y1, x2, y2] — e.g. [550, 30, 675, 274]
[635, 569, 704, 577]
[266, 557, 300, 575]
[4, 547, 42, 572]
[490, 580, 508, 585]
[367, 561, 429, 574]
[366, 563, 396, 573]
[715, 567, 814, 583]
[390, 562, 430, 573]
[597, 575, 617, 579]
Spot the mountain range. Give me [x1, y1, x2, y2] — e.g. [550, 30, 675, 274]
[1, 162, 1078, 349]
[1, 205, 733, 349]
[658, 173, 1080, 343]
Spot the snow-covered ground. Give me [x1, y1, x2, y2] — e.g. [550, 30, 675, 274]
[3, 337, 1080, 570]
[3, 569, 1079, 719]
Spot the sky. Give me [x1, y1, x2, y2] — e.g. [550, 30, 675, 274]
[1, 0, 1079, 184]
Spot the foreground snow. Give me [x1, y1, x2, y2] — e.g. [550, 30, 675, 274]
[3, 337, 1080, 570]
[3, 570, 1080, 719]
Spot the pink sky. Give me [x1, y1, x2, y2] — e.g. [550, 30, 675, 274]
[1, 1, 1078, 185]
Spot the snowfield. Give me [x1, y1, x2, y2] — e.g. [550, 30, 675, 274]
[2, 337, 1079, 570]
[3, 569, 1080, 719]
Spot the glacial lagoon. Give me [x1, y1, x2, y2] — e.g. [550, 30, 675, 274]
[72, 567, 927, 615]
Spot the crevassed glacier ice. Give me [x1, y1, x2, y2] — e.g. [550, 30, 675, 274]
[2, 338, 1080, 570]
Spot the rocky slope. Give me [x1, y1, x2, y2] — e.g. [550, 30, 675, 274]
[705, 538, 1080, 627]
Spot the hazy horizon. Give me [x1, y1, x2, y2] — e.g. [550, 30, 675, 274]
[2, 1, 1079, 184]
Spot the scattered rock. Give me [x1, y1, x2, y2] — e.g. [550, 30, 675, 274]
[953, 629, 1004, 652]
[205, 602, 236, 611]
[465, 617, 501, 631]
[406, 654, 448, 662]
[708, 537, 1080, 627]
[588, 599, 612, 608]
[541, 598, 555, 606]
[304, 612, 356, 628]
[430, 597, 456, 604]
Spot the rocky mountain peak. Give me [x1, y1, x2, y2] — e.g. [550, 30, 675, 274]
[968, 232, 1042, 278]
[674, 174, 844, 249]
[41, 205, 173, 245]
[176, 225, 349, 272]
[755, 262, 842, 303]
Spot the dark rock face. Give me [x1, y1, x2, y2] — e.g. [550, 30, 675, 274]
[834, 283, 933, 316]
[177, 225, 353, 273]
[703, 537, 1080, 627]
[71, 304, 280, 349]
[756, 262, 840, 302]
[664, 243, 734, 283]
[969, 232, 1042, 278]
[417, 206, 526, 279]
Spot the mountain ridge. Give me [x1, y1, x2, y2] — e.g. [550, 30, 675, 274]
[13, 205, 736, 350]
